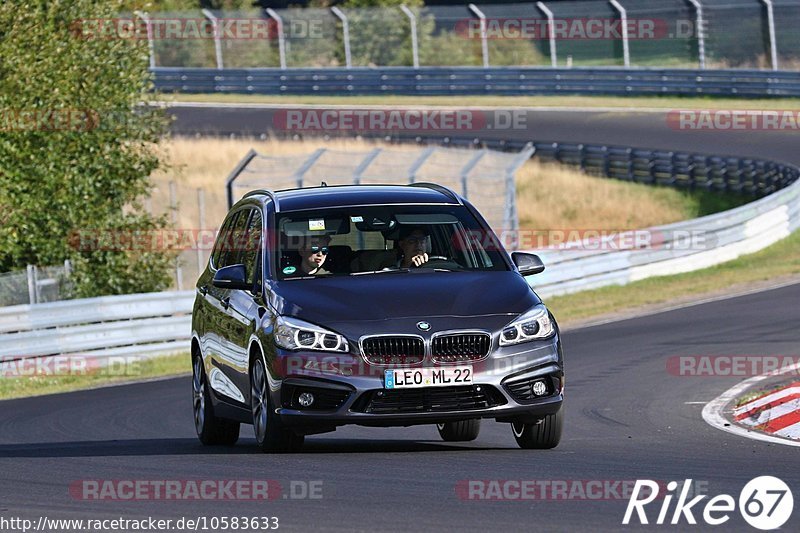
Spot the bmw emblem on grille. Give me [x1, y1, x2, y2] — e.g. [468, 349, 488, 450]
[416, 321, 431, 331]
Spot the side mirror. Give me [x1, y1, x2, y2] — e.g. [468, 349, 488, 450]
[212, 264, 251, 290]
[512, 252, 545, 276]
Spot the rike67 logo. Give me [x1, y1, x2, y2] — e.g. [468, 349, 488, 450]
[623, 476, 793, 530]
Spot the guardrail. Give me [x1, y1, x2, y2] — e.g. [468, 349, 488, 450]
[0, 291, 193, 363]
[153, 67, 800, 98]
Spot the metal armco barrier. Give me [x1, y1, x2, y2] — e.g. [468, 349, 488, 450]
[0, 291, 194, 362]
[152, 67, 800, 98]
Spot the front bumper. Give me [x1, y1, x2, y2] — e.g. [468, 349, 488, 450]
[269, 336, 564, 428]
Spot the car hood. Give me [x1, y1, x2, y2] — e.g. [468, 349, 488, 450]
[269, 270, 540, 326]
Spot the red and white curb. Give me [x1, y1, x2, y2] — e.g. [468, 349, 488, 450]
[733, 383, 800, 440]
[702, 362, 800, 448]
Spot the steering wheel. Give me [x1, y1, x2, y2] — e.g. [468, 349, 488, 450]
[426, 255, 448, 261]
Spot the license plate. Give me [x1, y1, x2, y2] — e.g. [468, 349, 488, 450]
[384, 366, 473, 389]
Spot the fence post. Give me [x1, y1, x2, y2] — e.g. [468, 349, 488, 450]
[169, 181, 183, 291]
[400, 5, 420, 69]
[226, 149, 259, 208]
[331, 7, 352, 69]
[459, 149, 487, 200]
[468, 4, 490, 68]
[292, 148, 327, 188]
[407, 146, 436, 183]
[536, 2, 558, 67]
[197, 188, 206, 275]
[201, 9, 224, 70]
[761, 0, 779, 70]
[266, 8, 287, 69]
[686, 0, 706, 69]
[504, 143, 535, 247]
[353, 149, 382, 185]
[609, 0, 630, 67]
[26, 265, 37, 305]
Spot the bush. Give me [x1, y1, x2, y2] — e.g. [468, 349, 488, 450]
[0, 0, 174, 297]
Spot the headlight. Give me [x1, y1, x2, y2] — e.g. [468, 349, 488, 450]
[499, 305, 555, 346]
[274, 316, 349, 353]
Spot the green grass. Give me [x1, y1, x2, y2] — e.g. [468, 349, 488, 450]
[0, 353, 189, 401]
[3, 229, 799, 401]
[547, 229, 800, 324]
[160, 93, 800, 110]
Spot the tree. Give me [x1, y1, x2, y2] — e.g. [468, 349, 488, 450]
[0, 0, 174, 297]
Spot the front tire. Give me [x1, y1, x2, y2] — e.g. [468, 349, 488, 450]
[251, 358, 304, 453]
[511, 409, 563, 449]
[437, 419, 481, 442]
[192, 356, 240, 446]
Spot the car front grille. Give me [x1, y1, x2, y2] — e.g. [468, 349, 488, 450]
[431, 333, 491, 363]
[351, 385, 506, 414]
[361, 336, 425, 365]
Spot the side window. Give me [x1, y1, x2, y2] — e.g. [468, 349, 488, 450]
[211, 212, 237, 270]
[224, 209, 251, 268]
[215, 209, 250, 270]
[243, 210, 263, 285]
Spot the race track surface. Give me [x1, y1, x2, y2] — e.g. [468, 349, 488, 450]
[167, 104, 800, 166]
[2, 283, 799, 531]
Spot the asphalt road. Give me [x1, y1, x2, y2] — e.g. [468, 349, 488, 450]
[167, 104, 800, 166]
[2, 282, 799, 531]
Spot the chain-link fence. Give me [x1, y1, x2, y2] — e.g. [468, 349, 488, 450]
[135, 1, 796, 70]
[0, 262, 73, 307]
[227, 144, 533, 235]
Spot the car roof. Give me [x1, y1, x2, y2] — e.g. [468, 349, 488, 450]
[246, 184, 462, 213]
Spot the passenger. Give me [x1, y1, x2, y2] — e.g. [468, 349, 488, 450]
[396, 226, 430, 268]
[299, 235, 332, 275]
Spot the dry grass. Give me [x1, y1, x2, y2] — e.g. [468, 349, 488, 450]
[516, 160, 698, 230]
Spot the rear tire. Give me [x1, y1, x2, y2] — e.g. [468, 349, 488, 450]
[511, 409, 563, 449]
[192, 356, 240, 446]
[437, 419, 481, 442]
[251, 358, 304, 453]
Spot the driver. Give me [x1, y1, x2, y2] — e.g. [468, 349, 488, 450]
[298, 234, 332, 275]
[396, 226, 431, 268]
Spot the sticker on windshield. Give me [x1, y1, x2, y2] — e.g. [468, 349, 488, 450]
[282, 266, 297, 275]
[308, 219, 326, 231]
[350, 216, 364, 222]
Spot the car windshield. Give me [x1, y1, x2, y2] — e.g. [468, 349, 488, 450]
[275, 205, 509, 279]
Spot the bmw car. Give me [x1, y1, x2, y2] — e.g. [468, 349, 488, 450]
[191, 183, 564, 452]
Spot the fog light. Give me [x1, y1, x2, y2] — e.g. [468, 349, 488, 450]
[298, 392, 315, 407]
[532, 381, 547, 397]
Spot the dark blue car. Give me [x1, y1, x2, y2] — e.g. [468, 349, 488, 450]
[191, 183, 564, 452]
